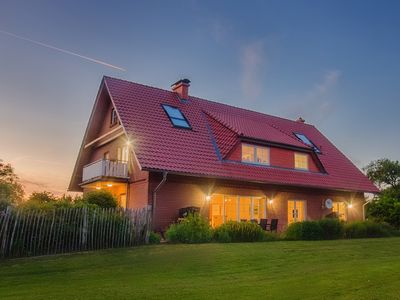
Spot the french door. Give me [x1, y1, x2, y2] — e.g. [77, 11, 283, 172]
[288, 200, 306, 224]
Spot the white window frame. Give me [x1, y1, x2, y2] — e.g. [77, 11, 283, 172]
[241, 143, 270, 166]
[294, 152, 309, 170]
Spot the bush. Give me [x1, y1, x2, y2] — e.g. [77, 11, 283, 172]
[318, 218, 344, 240]
[166, 213, 212, 243]
[213, 221, 265, 243]
[83, 190, 117, 208]
[344, 221, 394, 239]
[149, 232, 161, 244]
[285, 221, 324, 240]
[367, 188, 400, 229]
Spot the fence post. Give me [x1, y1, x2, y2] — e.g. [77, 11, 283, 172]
[0, 207, 12, 257]
[144, 205, 152, 244]
[81, 207, 88, 251]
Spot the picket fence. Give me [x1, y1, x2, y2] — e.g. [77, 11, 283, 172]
[0, 206, 152, 259]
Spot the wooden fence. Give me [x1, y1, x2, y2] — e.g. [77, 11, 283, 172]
[0, 206, 152, 259]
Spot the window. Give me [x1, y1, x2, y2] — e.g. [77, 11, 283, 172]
[295, 153, 309, 170]
[117, 146, 129, 162]
[111, 108, 118, 126]
[241, 144, 269, 165]
[162, 104, 191, 129]
[294, 133, 320, 153]
[104, 152, 110, 160]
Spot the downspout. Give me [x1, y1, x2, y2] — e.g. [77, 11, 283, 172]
[152, 171, 168, 222]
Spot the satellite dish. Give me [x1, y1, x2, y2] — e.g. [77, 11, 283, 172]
[325, 198, 333, 209]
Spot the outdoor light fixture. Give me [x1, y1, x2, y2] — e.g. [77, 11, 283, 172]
[268, 199, 274, 204]
[348, 202, 353, 208]
[96, 186, 101, 190]
[107, 184, 113, 187]
[205, 195, 211, 201]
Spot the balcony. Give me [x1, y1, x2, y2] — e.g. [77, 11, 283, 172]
[82, 159, 129, 183]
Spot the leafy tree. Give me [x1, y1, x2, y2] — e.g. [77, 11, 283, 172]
[364, 158, 400, 228]
[28, 191, 58, 203]
[363, 158, 400, 189]
[0, 159, 24, 207]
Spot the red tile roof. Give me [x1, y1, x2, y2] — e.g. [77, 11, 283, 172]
[104, 76, 379, 193]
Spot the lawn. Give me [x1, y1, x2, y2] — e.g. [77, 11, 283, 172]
[1, 238, 400, 299]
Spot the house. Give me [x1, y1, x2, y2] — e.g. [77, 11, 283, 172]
[69, 76, 379, 232]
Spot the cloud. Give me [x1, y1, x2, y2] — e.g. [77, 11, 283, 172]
[284, 70, 341, 123]
[240, 40, 266, 99]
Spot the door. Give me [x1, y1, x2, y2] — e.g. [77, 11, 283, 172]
[119, 194, 127, 209]
[288, 200, 306, 224]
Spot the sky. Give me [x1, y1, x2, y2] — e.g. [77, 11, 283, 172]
[0, 0, 399, 196]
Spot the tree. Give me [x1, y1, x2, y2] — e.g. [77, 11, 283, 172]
[0, 159, 24, 207]
[28, 191, 58, 204]
[363, 158, 400, 190]
[83, 190, 117, 208]
[364, 158, 400, 228]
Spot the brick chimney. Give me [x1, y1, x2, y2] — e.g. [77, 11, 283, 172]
[171, 79, 190, 100]
[296, 117, 305, 123]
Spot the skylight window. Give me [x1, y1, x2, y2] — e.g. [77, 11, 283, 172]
[294, 133, 320, 153]
[162, 104, 191, 129]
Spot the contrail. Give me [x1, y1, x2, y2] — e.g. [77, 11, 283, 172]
[0, 29, 126, 71]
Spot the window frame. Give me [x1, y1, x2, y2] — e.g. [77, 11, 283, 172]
[110, 108, 118, 127]
[162, 104, 192, 129]
[241, 143, 270, 166]
[294, 152, 309, 170]
[293, 132, 320, 153]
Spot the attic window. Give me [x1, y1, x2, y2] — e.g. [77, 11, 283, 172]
[111, 108, 118, 126]
[162, 104, 191, 129]
[294, 133, 320, 153]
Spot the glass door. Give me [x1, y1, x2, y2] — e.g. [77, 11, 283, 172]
[288, 200, 306, 224]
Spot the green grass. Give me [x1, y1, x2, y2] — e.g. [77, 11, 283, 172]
[1, 238, 400, 299]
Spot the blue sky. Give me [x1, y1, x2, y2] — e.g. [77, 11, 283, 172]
[0, 0, 399, 194]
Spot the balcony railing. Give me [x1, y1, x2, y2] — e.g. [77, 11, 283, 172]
[82, 159, 129, 183]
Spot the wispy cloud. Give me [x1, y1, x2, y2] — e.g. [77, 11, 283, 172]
[240, 40, 266, 99]
[0, 29, 126, 71]
[284, 70, 341, 123]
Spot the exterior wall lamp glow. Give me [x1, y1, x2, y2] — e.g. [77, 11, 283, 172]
[268, 199, 273, 204]
[348, 202, 353, 209]
[205, 195, 211, 201]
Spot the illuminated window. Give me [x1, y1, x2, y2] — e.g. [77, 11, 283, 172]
[162, 104, 191, 129]
[295, 153, 309, 170]
[332, 202, 347, 221]
[294, 133, 320, 153]
[117, 146, 129, 162]
[241, 144, 269, 165]
[111, 108, 118, 126]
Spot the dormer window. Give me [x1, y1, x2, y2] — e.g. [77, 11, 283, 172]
[295, 153, 309, 170]
[162, 104, 191, 129]
[294, 133, 320, 153]
[111, 108, 118, 126]
[242, 144, 269, 165]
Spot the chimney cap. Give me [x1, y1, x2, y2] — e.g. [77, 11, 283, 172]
[296, 117, 305, 123]
[171, 78, 191, 87]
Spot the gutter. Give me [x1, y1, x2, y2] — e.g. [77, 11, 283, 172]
[152, 171, 168, 221]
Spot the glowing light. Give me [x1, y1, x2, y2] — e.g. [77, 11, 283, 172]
[107, 184, 113, 187]
[348, 203, 353, 208]
[205, 195, 211, 201]
[96, 186, 101, 190]
[268, 199, 274, 204]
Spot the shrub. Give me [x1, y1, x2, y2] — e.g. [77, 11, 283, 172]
[367, 188, 400, 229]
[285, 221, 324, 240]
[149, 232, 162, 244]
[83, 190, 117, 208]
[318, 218, 344, 239]
[213, 221, 265, 243]
[166, 213, 212, 243]
[264, 231, 281, 242]
[344, 221, 394, 239]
